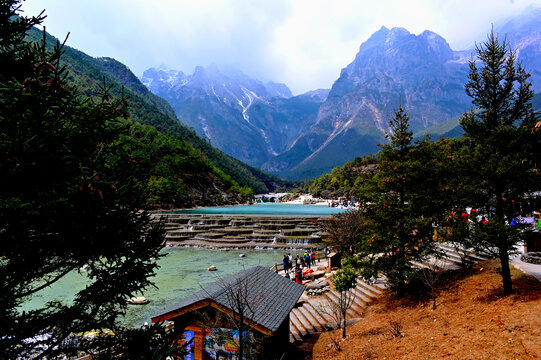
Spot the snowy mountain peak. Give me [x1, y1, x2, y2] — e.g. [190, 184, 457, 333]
[141, 64, 292, 104]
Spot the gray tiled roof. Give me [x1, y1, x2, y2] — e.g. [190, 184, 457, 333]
[153, 266, 304, 333]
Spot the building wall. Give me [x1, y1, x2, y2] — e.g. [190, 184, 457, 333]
[172, 306, 289, 360]
[257, 314, 290, 360]
[182, 325, 205, 360]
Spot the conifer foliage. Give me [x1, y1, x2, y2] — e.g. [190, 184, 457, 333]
[355, 107, 453, 295]
[459, 29, 540, 295]
[0, 2, 181, 358]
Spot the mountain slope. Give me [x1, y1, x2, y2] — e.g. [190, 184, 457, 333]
[95, 61, 291, 192]
[414, 92, 541, 140]
[267, 12, 541, 180]
[136, 8, 541, 181]
[141, 65, 324, 167]
[264, 26, 470, 179]
[26, 28, 289, 199]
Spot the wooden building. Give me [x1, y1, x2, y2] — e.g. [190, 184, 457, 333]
[327, 252, 341, 269]
[152, 266, 304, 360]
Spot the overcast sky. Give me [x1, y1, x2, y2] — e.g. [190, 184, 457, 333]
[20, 0, 541, 95]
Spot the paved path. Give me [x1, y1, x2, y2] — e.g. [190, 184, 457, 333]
[286, 243, 541, 343]
[511, 253, 541, 282]
[287, 242, 489, 343]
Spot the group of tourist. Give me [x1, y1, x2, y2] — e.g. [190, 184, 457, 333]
[328, 196, 358, 208]
[281, 250, 319, 284]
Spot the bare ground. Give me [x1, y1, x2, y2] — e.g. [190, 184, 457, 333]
[304, 260, 541, 360]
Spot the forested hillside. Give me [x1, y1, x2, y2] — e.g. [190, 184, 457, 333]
[26, 28, 289, 206]
[311, 91, 541, 198]
[309, 156, 379, 199]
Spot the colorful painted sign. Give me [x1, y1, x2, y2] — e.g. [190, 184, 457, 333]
[184, 330, 194, 360]
[204, 328, 254, 360]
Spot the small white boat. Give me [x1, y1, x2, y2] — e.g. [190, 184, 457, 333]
[208, 265, 217, 271]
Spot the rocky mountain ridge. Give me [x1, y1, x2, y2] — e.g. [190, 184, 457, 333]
[261, 26, 472, 178]
[142, 65, 324, 167]
[141, 8, 541, 180]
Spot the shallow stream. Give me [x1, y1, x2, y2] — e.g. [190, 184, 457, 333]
[21, 203, 340, 327]
[20, 247, 303, 327]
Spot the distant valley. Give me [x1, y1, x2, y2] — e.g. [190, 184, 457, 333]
[26, 27, 291, 208]
[141, 7, 541, 180]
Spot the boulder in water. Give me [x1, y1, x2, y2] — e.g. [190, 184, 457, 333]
[239, 254, 245, 258]
[128, 296, 149, 305]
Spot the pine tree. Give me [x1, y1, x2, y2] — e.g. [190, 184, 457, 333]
[0, 2, 180, 358]
[459, 28, 540, 295]
[356, 107, 453, 295]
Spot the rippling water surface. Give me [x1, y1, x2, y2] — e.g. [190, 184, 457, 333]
[20, 247, 305, 327]
[22, 203, 338, 327]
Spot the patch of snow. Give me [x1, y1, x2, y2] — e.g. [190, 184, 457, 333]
[210, 85, 221, 101]
[167, 76, 177, 87]
[242, 86, 267, 104]
[366, 102, 386, 133]
[237, 98, 249, 122]
[199, 116, 212, 141]
[258, 129, 278, 156]
[297, 113, 355, 167]
[143, 78, 153, 89]
[236, 86, 264, 124]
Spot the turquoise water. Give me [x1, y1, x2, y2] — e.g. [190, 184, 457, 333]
[19, 203, 339, 327]
[20, 247, 304, 327]
[170, 202, 346, 215]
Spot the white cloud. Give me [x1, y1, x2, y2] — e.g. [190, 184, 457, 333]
[21, 0, 541, 94]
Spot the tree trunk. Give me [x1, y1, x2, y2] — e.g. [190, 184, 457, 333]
[238, 315, 244, 360]
[342, 311, 347, 339]
[432, 288, 436, 310]
[495, 189, 513, 296]
[499, 250, 513, 296]
[239, 339, 243, 360]
[395, 279, 406, 298]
